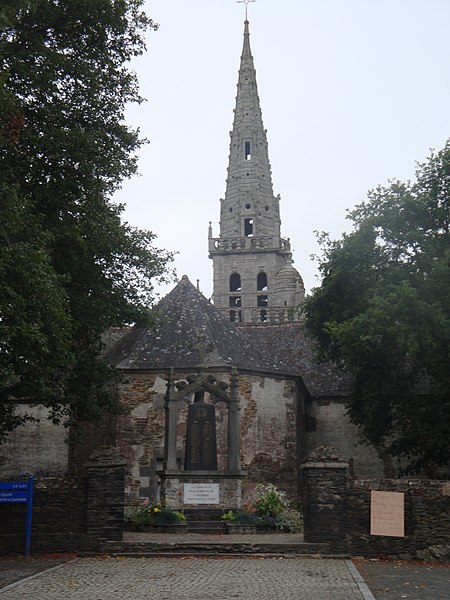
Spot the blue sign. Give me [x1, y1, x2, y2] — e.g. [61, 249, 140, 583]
[0, 481, 28, 491]
[0, 491, 28, 503]
[0, 475, 34, 556]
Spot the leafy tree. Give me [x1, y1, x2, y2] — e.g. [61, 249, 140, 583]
[0, 1, 173, 439]
[305, 141, 450, 474]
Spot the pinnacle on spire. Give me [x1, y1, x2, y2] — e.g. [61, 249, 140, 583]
[242, 18, 251, 58]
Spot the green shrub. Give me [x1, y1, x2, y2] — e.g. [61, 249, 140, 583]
[221, 484, 303, 532]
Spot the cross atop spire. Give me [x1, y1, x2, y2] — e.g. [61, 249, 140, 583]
[237, 0, 255, 21]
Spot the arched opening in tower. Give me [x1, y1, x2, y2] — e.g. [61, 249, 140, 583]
[229, 273, 242, 292]
[244, 218, 254, 237]
[257, 272, 268, 291]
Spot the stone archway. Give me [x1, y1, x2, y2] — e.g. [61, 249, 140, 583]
[159, 368, 244, 509]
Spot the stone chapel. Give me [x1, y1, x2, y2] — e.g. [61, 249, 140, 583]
[0, 19, 392, 504]
[94, 19, 389, 507]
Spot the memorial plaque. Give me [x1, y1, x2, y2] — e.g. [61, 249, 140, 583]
[370, 490, 405, 537]
[184, 391, 218, 471]
[184, 483, 220, 504]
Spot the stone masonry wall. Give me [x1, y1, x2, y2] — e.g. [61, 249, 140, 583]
[305, 398, 386, 478]
[0, 404, 69, 478]
[0, 452, 125, 555]
[240, 374, 299, 501]
[301, 453, 450, 561]
[344, 478, 450, 561]
[0, 476, 88, 554]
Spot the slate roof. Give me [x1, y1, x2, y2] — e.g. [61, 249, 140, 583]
[104, 276, 352, 397]
[237, 322, 352, 397]
[106, 276, 282, 374]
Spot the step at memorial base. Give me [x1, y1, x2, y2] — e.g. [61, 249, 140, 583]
[187, 521, 227, 534]
[183, 509, 226, 534]
[93, 539, 335, 557]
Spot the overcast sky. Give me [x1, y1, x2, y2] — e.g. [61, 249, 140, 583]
[118, 0, 450, 301]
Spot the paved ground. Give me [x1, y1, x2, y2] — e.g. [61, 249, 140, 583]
[1, 554, 448, 599]
[0, 556, 371, 600]
[0, 555, 75, 589]
[353, 557, 450, 600]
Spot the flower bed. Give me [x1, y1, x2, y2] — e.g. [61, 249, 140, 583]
[221, 484, 303, 533]
[124, 500, 186, 531]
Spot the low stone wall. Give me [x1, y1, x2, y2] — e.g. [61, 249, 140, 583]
[0, 447, 126, 555]
[345, 478, 450, 561]
[301, 449, 450, 561]
[0, 476, 88, 554]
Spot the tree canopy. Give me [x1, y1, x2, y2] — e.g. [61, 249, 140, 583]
[0, 0, 173, 439]
[305, 141, 450, 475]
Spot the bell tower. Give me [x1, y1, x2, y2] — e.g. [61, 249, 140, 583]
[209, 19, 304, 323]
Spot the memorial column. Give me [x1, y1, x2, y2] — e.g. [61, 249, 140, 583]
[164, 368, 178, 471]
[228, 369, 241, 473]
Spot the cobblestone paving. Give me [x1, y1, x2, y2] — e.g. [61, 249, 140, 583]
[0, 557, 369, 600]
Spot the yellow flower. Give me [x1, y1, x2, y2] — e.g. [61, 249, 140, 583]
[153, 507, 159, 513]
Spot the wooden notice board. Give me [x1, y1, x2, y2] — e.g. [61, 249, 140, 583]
[370, 490, 405, 537]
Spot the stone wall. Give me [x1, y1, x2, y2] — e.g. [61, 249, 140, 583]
[239, 375, 299, 500]
[0, 404, 69, 478]
[301, 450, 450, 561]
[305, 398, 386, 478]
[344, 478, 450, 561]
[0, 476, 88, 554]
[0, 448, 125, 555]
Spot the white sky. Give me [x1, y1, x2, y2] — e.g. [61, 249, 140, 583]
[118, 0, 450, 301]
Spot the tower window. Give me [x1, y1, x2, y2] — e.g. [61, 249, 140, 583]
[260, 310, 267, 322]
[257, 295, 268, 307]
[229, 273, 241, 292]
[244, 218, 254, 237]
[257, 272, 268, 291]
[229, 296, 241, 307]
[245, 141, 251, 160]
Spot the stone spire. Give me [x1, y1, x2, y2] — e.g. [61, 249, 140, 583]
[220, 19, 279, 239]
[209, 20, 304, 324]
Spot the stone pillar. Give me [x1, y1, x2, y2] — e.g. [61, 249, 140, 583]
[300, 446, 349, 547]
[86, 447, 126, 542]
[228, 368, 241, 474]
[164, 367, 178, 471]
